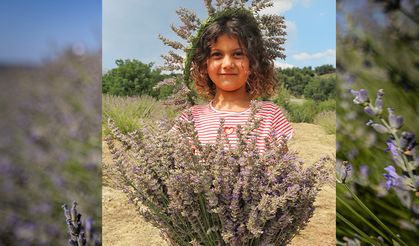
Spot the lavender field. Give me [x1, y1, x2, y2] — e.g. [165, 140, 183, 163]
[0, 49, 101, 245]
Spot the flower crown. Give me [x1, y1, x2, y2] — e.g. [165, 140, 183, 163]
[156, 0, 286, 109]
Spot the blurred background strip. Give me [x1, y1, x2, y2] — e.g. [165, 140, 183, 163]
[0, 1, 102, 245]
[337, 0, 418, 245]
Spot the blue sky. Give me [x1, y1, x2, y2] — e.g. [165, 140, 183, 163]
[103, 0, 335, 72]
[0, 0, 101, 65]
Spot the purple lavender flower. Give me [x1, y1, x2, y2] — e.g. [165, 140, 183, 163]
[360, 165, 369, 178]
[343, 163, 352, 183]
[350, 89, 369, 104]
[385, 138, 405, 168]
[400, 131, 416, 152]
[366, 120, 388, 134]
[383, 166, 400, 190]
[363, 106, 377, 116]
[374, 89, 384, 114]
[385, 138, 398, 158]
[357, 165, 369, 186]
[337, 161, 352, 184]
[387, 108, 403, 129]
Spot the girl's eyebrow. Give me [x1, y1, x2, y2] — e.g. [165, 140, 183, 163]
[210, 47, 244, 52]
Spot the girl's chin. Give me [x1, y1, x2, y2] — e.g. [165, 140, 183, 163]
[216, 85, 246, 93]
[217, 80, 245, 87]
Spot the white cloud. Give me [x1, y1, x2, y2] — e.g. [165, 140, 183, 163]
[259, 0, 312, 15]
[259, 0, 293, 15]
[292, 49, 336, 61]
[300, 0, 313, 7]
[275, 61, 295, 69]
[284, 20, 297, 42]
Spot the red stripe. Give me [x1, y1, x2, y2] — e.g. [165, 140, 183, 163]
[177, 101, 293, 151]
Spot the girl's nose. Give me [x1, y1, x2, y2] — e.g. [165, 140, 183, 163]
[222, 55, 234, 69]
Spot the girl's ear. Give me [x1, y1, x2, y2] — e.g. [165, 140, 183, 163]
[205, 63, 210, 74]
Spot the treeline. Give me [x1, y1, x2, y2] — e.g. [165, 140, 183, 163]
[102, 59, 336, 102]
[277, 64, 335, 101]
[102, 59, 174, 99]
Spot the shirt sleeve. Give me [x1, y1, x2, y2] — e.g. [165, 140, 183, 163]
[169, 108, 192, 134]
[271, 105, 294, 140]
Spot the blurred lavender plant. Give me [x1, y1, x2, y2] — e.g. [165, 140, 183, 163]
[337, 1, 418, 244]
[63, 201, 101, 246]
[349, 88, 418, 196]
[0, 49, 101, 245]
[106, 102, 330, 246]
[336, 88, 418, 246]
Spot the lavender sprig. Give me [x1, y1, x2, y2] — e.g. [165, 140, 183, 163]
[63, 202, 101, 246]
[349, 88, 418, 193]
[336, 161, 352, 184]
[337, 88, 419, 246]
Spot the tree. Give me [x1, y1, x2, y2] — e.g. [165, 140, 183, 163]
[315, 64, 335, 75]
[277, 65, 336, 98]
[303, 75, 336, 101]
[102, 59, 167, 97]
[277, 67, 313, 96]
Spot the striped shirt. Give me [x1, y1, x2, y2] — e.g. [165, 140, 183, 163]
[178, 100, 293, 151]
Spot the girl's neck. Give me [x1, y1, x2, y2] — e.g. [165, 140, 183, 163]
[212, 91, 251, 112]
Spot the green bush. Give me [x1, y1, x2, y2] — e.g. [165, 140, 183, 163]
[285, 100, 318, 123]
[314, 111, 336, 134]
[102, 94, 175, 135]
[303, 76, 336, 101]
[272, 85, 291, 108]
[315, 64, 336, 75]
[277, 67, 312, 96]
[282, 98, 335, 123]
[318, 99, 336, 112]
[102, 59, 172, 98]
[276, 65, 335, 98]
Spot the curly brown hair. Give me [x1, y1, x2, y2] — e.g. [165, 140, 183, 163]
[190, 10, 278, 99]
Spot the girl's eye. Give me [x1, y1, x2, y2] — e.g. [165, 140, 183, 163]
[210, 52, 222, 58]
[234, 51, 245, 57]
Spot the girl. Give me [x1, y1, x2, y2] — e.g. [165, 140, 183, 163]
[179, 9, 293, 152]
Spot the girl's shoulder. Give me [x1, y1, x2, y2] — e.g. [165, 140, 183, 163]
[187, 104, 211, 116]
[178, 104, 210, 121]
[258, 100, 278, 109]
[256, 100, 282, 114]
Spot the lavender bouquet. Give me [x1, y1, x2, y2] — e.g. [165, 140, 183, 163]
[106, 102, 329, 246]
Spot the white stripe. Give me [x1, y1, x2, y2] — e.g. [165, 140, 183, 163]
[178, 101, 293, 151]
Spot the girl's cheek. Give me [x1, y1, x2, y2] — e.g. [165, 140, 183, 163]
[208, 61, 219, 70]
[240, 62, 249, 75]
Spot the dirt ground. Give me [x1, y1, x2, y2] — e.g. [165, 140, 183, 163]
[102, 123, 336, 246]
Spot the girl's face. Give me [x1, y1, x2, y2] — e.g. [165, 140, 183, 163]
[207, 34, 250, 95]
